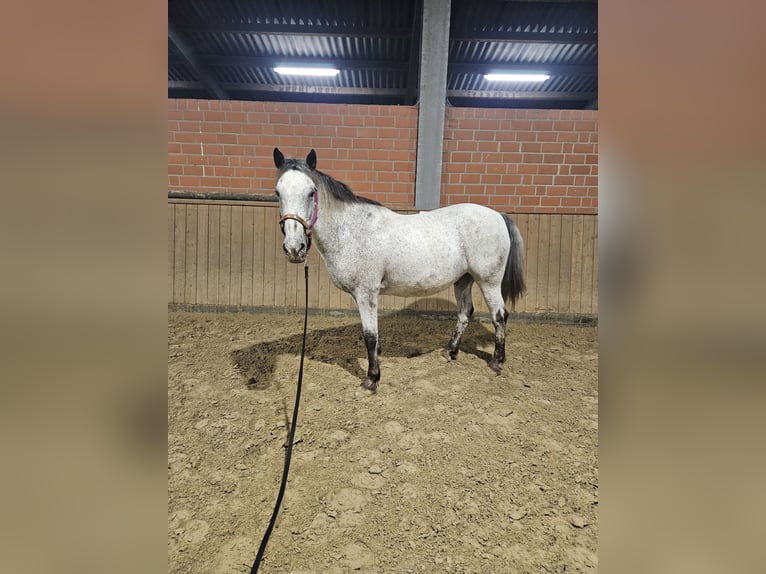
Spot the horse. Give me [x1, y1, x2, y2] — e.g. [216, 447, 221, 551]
[272, 148, 525, 391]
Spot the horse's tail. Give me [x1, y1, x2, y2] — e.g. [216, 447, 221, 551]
[500, 213, 526, 309]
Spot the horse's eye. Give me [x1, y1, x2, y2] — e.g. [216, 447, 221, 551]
[308, 190, 315, 198]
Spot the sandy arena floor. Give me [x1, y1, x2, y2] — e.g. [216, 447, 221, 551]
[168, 311, 598, 573]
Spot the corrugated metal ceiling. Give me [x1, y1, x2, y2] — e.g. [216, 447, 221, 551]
[168, 0, 598, 109]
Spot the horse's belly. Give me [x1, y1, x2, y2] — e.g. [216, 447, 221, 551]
[380, 265, 465, 297]
[380, 283, 451, 297]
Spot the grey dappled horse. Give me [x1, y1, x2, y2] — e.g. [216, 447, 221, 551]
[273, 148, 525, 391]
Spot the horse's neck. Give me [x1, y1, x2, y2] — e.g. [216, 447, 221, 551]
[312, 196, 351, 255]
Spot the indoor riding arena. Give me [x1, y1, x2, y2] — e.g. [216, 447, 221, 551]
[168, 1, 598, 572]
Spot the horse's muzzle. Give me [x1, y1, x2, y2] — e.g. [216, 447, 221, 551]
[283, 242, 307, 263]
[279, 212, 312, 263]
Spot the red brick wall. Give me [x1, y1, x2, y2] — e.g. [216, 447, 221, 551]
[167, 99, 418, 207]
[443, 108, 598, 213]
[168, 99, 598, 214]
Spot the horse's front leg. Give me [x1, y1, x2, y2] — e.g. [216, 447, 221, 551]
[354, 289, 381, 391]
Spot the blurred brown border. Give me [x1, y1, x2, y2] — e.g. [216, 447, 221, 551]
[0, 2, 167, 573]
[600, 1, 766, 572]
[1, 0, 765, 572]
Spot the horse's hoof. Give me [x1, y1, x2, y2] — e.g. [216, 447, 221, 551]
[443, 346, 460, 360]
[488, 360, 502, 375]
[360, 378, 378, 392]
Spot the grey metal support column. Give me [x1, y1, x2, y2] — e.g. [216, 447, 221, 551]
[414, 0, 451, 210]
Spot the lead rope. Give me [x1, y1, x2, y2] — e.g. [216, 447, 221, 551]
[250, 263, 309, 574]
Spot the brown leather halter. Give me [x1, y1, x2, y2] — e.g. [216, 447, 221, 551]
[278, 189, 318, 251]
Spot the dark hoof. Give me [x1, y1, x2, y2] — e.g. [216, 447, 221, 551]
[488, 360, 502, 375]
[441, 348, 456, 361]
[360, 378, 378, 392]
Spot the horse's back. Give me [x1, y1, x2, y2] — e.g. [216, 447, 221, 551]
[421, 203, 509, 253]
[372, 203, 510, 295]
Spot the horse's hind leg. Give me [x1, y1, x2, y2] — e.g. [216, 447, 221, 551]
[444, 274, 474, 360]
[353, 289, 381, 391]
[479, 283, 509, 374]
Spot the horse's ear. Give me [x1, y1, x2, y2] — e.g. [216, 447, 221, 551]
[306, 149, 317, 170]
[273, 147, 285, 169]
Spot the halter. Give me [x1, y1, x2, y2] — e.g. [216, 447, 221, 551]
[278, 187, 319, 251]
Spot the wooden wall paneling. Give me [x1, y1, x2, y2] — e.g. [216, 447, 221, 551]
[195, 205, 209, 304]
[439, 287, 453, 311]
[430, 292, 440, 313]
[167, 201, 597, 317]
[283, 247, 298, 308]
[411, 292, 428, 312]
[241, 206, 254, 307]
[307, 248, 321, 309]
[569, 214, 584, 314]
[173, 203, 186, 303]
[168, 204, 175, 301]
[524, 215, 539, 313]
[207, 205, 221, 306]
[591, 217, 599, 313]
[218, 205, 232, 305]
[262, 205, 276, 307]
[581, 215, 596, 315]
[229, 206, 243, 306]
[558, 215, 573, 314]
[547, 215, 562, 315]
[432, 290, 447, 312]
[184, 205, 197, 304]
[252, 207, 265, 307]
[535, 214, 551, 312]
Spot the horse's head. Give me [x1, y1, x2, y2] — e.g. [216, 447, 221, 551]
[273, 148, 319, 263]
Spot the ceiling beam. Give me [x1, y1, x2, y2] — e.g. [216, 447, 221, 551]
[451, 30, 596, 44]
[169, 81, 406, 97]
[168, 82, 594, 102]
[174, 20, 410, 39]
[227, 85, 406, 96]
[447, 89, 595, 100]
[449, 62, 596, 76]
[173, 21, 594, 44]
[168, 23, 229, 100]
[200, 54, 410, 71]
[169, 55, 595, 77]
[499, 1, 597, 3]
[168, 81, 207, 90]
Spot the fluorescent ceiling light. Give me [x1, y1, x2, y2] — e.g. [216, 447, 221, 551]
[484, 73, 550, 82]
[274, 67, 340, 77]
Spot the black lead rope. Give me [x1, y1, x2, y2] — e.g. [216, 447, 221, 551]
[250, 264, 309, 574]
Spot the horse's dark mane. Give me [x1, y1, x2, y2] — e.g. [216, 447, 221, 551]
[279, 159, 381, 206]
[315, 169, 382, 206]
